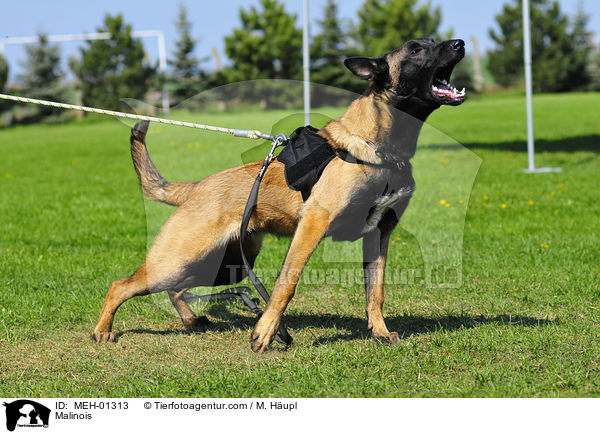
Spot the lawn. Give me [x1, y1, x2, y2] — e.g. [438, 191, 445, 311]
[0, 92, 599, 397]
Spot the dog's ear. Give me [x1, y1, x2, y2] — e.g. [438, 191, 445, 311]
[344, 56, 388, 81]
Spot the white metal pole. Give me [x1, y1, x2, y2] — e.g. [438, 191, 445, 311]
[522, 0, 536, 172]
[156, 31, 170, 114]
[303, 0, 310, 126]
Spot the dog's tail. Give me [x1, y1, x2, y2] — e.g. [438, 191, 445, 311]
[130, 121, 197, 206]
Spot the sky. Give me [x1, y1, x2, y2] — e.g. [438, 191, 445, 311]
[0, 0, 598, 82]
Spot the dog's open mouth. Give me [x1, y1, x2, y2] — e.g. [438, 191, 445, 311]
[431, 63, 465, 104]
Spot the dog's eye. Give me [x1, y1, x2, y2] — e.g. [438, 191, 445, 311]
[411, 48, 422, 55]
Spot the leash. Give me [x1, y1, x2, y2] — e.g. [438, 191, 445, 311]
[178, 287, 262, 314]
[1, 92, 293, 345]
[239, 134, 293, 346]
[0, 93, 276, 140]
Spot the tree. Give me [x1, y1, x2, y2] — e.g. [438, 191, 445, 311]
[0, 53, 10, 117]
[0, 53, 8, 91]
[168, 3, 205, 105]
[17, 32, 65, 118]
[71, 14, 156, 111]
[488, 0, 590, 92]
[573, 3, 600, 91]
[588, 44, 600, 91]
[356, 0, 444, 56]
[221, 0, 302, 82]
[310, 0, 362, 99]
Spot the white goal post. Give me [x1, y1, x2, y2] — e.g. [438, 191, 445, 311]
[0, 30, 170, 114]
[521, 0, 561, 173]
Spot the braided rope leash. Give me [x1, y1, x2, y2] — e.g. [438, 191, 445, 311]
[0, 93, 275, 141]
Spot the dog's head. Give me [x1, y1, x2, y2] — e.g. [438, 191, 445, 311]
[344, 39, 466, 112]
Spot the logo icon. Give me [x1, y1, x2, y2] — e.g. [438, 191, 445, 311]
[3, 400, 50, 432]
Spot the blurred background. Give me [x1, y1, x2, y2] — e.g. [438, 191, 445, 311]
[0, 0, 598, 123]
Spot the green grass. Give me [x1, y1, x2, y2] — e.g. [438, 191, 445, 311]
[1, 92, 599, 397]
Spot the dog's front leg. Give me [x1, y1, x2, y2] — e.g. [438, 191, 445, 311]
[250, 206, 330, 353]
[362, 209, 400, 345]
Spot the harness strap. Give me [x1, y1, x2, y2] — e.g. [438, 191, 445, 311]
[239, 136, 293, 346]
[336, 148, 406, 170]
[185, 135, 292, 346]
[181, 287, 262, 314]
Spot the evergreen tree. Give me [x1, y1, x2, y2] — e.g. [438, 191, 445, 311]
[0, 54, 8, 91]
[71, 14, 156, 111]
[356, 0, 444, 56]
[17, 32, 65, 118]
[572, 4, 595, 90]
[221, 0, 302, 82]
[168, 3, 205, 105]
[310, 0, 361, 98]
[588, 44, 600, 91]
[0, 54, 9, 116]
[488, 0, 590, 92]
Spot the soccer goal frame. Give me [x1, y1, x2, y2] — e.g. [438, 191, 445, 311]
[0, 30, 170, 114]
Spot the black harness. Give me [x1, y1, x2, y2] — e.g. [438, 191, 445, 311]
[194, 125, 405, 347]
[277, 125, 337, 200]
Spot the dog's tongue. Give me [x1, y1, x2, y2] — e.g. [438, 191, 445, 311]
[432, 79, 465, 100]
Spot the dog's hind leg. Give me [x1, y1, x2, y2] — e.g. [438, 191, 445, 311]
[362, 209, 401, 346]
[167, 289, 211, 330]
[93, 264, 154, 342]
[93, 202, 240, 343]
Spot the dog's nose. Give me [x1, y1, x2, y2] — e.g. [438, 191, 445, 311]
[451, 39, 465, 50]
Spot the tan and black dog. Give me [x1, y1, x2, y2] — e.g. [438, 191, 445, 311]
[93, 38, 466, 352]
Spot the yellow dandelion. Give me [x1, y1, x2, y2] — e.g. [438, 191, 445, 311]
[187, 143, 193, 149]
[445, 202, 451, 207]
[484, 195, 489, 200]
[72, 190, 78, 195]
[558, 183, 564, 189]
[554, 209, 559, 214]
[459, 199, 464, 204]
[439, 199, 447, 205]
[395, 236, 401, 241]
[501, 203, 506, 209]
[528, 200, 534, 205]
[550, 191, 555, 196]
[5, 173, 13, 179]
[545, 194, 550, 199]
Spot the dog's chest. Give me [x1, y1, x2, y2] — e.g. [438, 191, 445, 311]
[362, 185, 414, 233]
[327, 167, 415, 241]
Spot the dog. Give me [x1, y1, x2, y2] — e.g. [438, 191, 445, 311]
[93, 38, 465, 352]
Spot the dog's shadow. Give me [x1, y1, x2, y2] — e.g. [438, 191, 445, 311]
[117, 302, 556, 347]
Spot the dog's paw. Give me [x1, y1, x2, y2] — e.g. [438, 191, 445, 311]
[371, 331, 400, 346]
[93, 331, 117, 343]
[183, 316, 212, 331]
[250, 322, 278, 353]
[249, 333, 272, 353]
